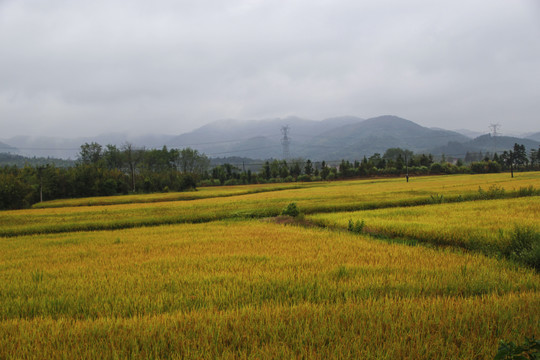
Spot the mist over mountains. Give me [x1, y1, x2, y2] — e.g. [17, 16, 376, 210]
[1, 115, 538, 161]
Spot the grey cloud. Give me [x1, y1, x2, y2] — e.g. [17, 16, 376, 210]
[1, 0, 539, 138]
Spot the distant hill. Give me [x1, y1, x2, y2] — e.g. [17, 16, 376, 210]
[0, 140, 17, 154]
[167, 116, 364, 159]
[0, 153, 75, 167]
[5, 115, 538, 161]
[167, 115, 471, 160]
[430, 134, 540, 157]
[453, 129, 485, 139]
[297, 115, 470, 160]
[525, 132, 540, 142]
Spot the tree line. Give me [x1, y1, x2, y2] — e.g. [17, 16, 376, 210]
[0, 143, 209, 209]
[1, 142, 539, 210]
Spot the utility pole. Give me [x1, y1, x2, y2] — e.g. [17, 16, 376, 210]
[281, 125, 290, 160]
[405, 152, 409, 182]
[37, 166, 43, 202]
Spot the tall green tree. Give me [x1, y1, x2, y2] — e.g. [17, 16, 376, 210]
[122, 142, 143, 192]
[176, 148, 210, 176]
[304, 159, 313, 176]
[0, 172, 33, 209]
[78, 142, 103, 165]
[103, 144, 124, 170]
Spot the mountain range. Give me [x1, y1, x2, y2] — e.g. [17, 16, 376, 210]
[1, 115, 538, 161]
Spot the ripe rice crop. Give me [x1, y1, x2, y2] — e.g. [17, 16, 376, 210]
[31, 183, 309, 209]
[308, 196, 540, 254]
[0, 221, 538, 359]
[1, 172, 539, 237]
[1, 294, 537, 359]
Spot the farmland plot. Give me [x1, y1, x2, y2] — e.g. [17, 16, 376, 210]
[0, 221, 539, 359]
[1, 172, 539, 359]
[1, 173, 539, 237]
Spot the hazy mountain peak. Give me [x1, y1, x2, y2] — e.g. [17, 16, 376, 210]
[363, 115, 421, 127]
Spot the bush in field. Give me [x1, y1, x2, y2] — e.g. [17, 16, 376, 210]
[198, 179, 215, 187]
[494, 337, 539, 360]
[477, 185, 506, 200]
[518, 185, 539, 197]
[326, 172, 336, 180]
[281, 202, 300, 217]
[297, 174, 312, 182]
[224, 179, 240, 186]
[504, 226, 540, 271]
[470, 160, 501, 174]
[430, 194, 444, 204]
[348, 219, 365, 234]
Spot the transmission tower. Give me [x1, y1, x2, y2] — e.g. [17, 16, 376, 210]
[281, 125, 290, 159]
[489, 123, 501, 157]
[489, 123, 500, 137]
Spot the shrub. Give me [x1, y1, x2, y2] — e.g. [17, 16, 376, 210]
[382, 167, 399, 175]
[224, 179, 239, 186]
[494, 337, 539, 360]
[470, 161, 488, 174]
[281, 202, 300, 217]
[297, 174, 312, 182]
[518, 185, 538, 197]
[430, 194, 444, 204]
[477, 185, 506, 200]
[441, 163, 457, 174]
[470, 161, 501, 174]
[348, 219, 365, 234]
[503, 226, 540, 271]
[487, 160, 501, 173]
[429, 163, 443, 174]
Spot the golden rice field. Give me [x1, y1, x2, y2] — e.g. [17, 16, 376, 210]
[34, 172, 540, 209]
[31, 182, 309, 209]
[308, 196, 540, 253]
[1, 172, 539, 237]
[1, 172, 539, 359]
[0, 221, 539, 359]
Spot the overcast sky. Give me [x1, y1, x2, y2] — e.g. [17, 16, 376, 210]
[1, 0, 539, 138]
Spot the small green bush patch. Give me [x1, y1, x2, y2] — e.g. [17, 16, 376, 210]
[348, 219, 365, 234]
[504, 226, 540, 271]
[494, 337, 539, 360]
[281, 202, 300, 217]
